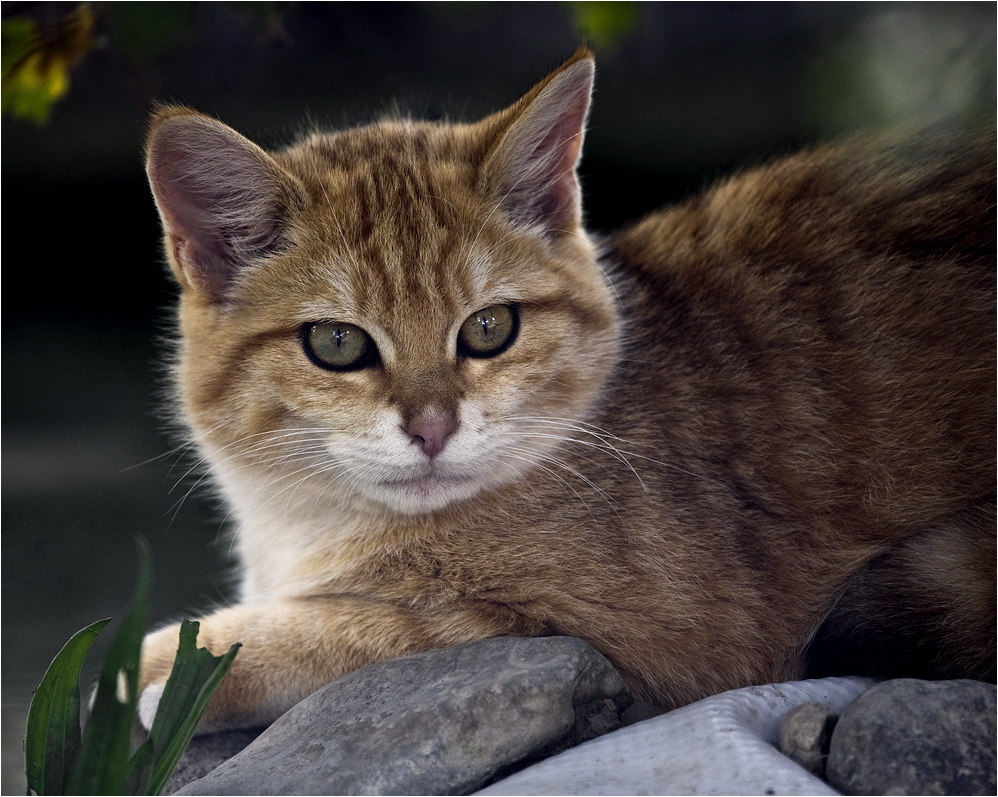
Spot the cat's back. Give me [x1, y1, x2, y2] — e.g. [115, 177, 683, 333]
[606, 127, 996, 531]
[613, 127, 995, 277]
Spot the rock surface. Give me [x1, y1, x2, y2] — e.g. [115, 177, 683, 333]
[163, 728, 264, 795]
[826, 678, 997, 796]
[165, 639, 996, 796]
[175, 636, 631, 795]
[779, 701, 838, 778]
[477, 677, 872, 795]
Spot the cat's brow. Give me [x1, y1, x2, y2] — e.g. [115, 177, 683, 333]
[302, 143, 361, 266]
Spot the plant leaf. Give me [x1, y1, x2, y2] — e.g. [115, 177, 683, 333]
[121, 738, 154, 796]
[567, 1, 640, 49]
[144, 620, 240, 795]
[24, 618, 110, 796]
[1, 5, 96, 124]
[70, 540, 151, 795]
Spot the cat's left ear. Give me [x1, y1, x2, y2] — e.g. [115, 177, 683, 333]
[481, 48, 595, 236]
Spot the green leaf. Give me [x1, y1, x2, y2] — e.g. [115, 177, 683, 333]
[144, 621, 240, 795]
[1, 5, 96, 124]
[122, 739, 154, 796]
[25, 539, 240, 795]
[70, 540, 151, 795]
[568, 2, 641, 49]
[1, 17, 64, 124]
[24, 618, 110, 796]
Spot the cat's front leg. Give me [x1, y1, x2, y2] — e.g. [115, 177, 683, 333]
[138, 597, 516, 732]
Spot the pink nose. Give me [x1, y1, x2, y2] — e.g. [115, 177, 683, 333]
[405, 414, 458, 459]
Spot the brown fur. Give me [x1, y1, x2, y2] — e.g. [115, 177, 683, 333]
[140, 49, 996, 731]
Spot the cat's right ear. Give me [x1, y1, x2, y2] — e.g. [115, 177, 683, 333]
[145, 107, 302, 301]
[479, 48, 595, 237]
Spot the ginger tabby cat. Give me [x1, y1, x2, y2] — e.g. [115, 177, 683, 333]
[140, 48, 995, 731]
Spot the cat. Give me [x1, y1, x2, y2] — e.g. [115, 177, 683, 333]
[139, 47, 996, 732]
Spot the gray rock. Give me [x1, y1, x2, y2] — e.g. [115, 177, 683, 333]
[477, 676, 873, 795]
[164, 727, 264, 794]
[826, 678, 997, 796]
[175, 635, 631, 796]
[620, 699, 666, 726]
[779, 701, 837, 778]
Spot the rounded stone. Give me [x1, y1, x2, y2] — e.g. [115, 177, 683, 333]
[826, 678, 997, 796]
[778, 701, 837, 777]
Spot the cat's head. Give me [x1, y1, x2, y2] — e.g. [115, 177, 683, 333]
[146, 49, 620, 518]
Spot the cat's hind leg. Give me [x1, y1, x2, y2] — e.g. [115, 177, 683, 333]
[805, 498, 997, 682]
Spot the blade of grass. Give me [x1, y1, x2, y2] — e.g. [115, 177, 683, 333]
[71, 540, 150, 794]
[26, 539, 240, 795]
[24, 618, 110, 796]
[122, 738, 154, 796]
[144, 620, 240, 795]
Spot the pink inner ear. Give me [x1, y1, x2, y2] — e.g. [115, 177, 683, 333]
[150, 160, 236, 295]
[523, 128, 585, 228]
[493, 58, 594, 235]
[146, 114, 291, 299]
[168, 235, 234, 297]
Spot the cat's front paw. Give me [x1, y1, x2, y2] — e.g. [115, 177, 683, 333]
[138, 616, 264, 734]
[137, 623, 182, 729]
[137, 683, 165, 731]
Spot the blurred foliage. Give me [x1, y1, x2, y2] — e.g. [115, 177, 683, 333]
[1, 4, 96, 124]
[1, 2, 285, 124]
[807, 6, 996, 133]
[1, 1, 642, 125]
[101, 2, 194, 66]
[567, 2, 640, 49]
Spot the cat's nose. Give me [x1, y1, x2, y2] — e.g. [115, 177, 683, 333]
[405, 413, 459, 459]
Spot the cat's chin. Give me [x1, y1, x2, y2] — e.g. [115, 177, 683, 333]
[367, 474, 486, 515]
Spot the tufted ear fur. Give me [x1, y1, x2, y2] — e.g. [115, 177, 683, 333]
[481, 48, 594, 236]
[145, 107, 303, 300]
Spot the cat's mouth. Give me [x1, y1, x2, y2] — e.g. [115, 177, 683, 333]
[372, 470, 482, 513]
[380, 473, 472, 493]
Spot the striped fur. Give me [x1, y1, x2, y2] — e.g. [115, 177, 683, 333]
[141, 49, 995, 731]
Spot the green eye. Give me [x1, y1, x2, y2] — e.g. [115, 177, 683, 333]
[302, 322, 376, 370]
[457, 304, 519, 357]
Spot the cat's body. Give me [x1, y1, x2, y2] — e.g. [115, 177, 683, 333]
[140, 50, 996, 731]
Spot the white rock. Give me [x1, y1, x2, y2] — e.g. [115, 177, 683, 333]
[477, 676, 874, 796]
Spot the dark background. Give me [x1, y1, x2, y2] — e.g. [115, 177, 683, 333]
[3, 3, 994, 792]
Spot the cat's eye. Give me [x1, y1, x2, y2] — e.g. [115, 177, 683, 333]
[302, 322, 376, 371]
[457, 304, 519, 358]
